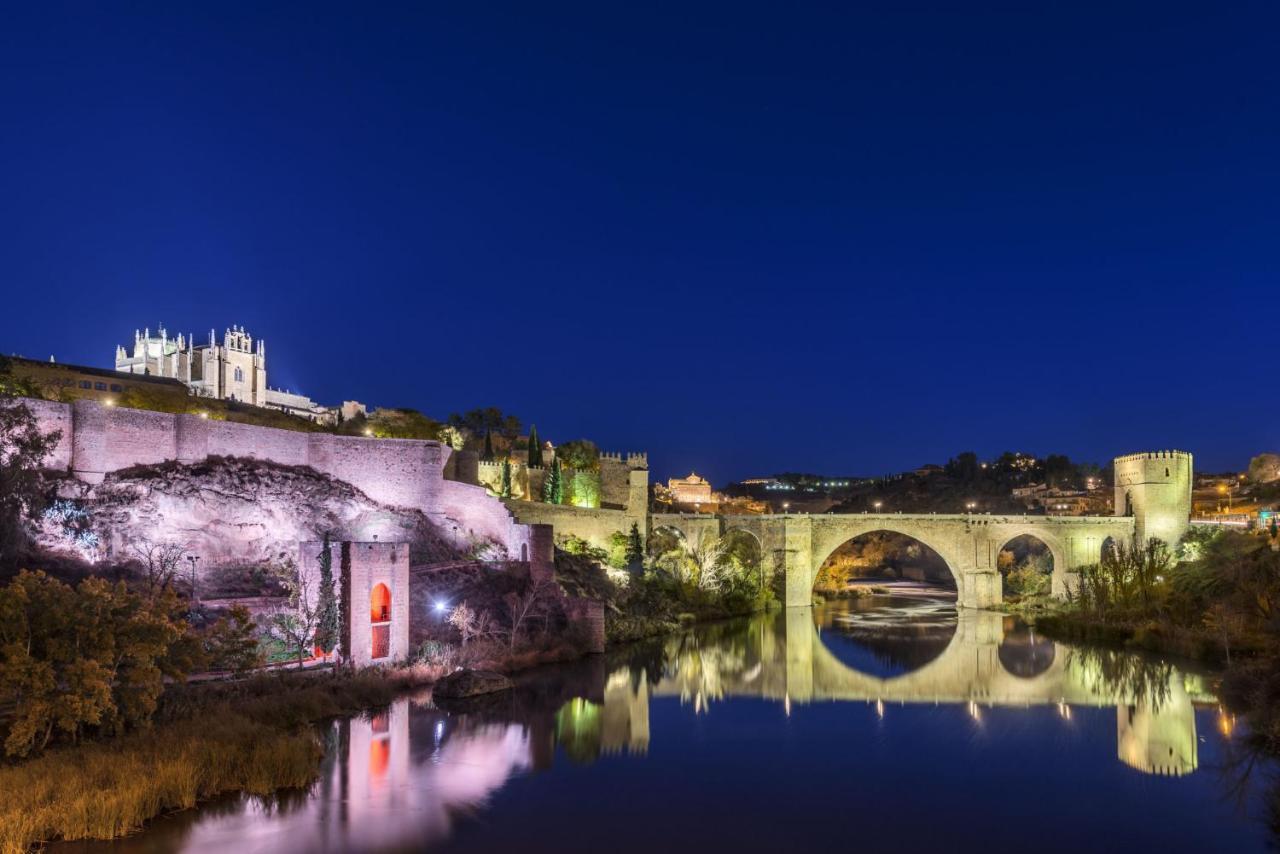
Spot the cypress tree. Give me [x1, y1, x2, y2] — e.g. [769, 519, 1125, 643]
[543, 458, 563, 504]
[528, 424, 543, 468]
[500, 458, 513, 498]
[625, 522, 645, 570]
[313, 533, 340, 657]
[482, 428, 495, 462]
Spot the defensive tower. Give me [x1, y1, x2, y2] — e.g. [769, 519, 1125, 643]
[1112, 451, 1193, 547]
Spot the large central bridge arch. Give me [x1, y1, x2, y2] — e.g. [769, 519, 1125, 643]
[650, 512, 1136, 609]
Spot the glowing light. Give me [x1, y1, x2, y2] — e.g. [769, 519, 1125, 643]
[433, 600, 448, 614]
[876, 698, 884, 718]
[364, 429, 373, 437]
[103, 399, 115, 407]
[1217, 707, 1236, 737]
[198, 411, 208, 419]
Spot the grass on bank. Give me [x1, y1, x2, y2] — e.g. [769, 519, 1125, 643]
[0, 667, 434, 854]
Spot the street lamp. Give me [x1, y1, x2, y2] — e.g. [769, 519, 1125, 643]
[873, 501, 882, 512]
[966, 502, 977, 512]
[186, 554, 201, 607]
[782, 502, 790, 515]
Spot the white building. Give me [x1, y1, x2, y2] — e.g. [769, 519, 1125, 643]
[115, 324, 334, 422]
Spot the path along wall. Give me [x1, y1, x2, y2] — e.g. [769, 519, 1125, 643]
[24, 397, 531, 559]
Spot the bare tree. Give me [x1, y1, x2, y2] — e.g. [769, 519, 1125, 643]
[448, 601, 491, 646]
[504, 579, 557, 648]
[264, 560, 320, 668]
[128, 538, 189, 593]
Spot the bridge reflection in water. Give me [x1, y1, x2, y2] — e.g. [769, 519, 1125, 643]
[644, 606, 1209, 778]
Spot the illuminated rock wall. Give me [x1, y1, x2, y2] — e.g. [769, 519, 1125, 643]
[28, 397, 530, 560]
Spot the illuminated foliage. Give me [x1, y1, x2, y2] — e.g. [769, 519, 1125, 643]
[0, 571, 193, 757]
[567, 470, 599, 508]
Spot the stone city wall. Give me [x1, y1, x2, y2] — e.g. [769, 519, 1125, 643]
[505, 500, 641, 552]
[26, 397, 530, 559]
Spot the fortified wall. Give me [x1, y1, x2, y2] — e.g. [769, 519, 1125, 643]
[501, 458, 650, 549]
[467, 451, 648, 510]
[440, 445, 650, 551]
[25, 397, 532, 558]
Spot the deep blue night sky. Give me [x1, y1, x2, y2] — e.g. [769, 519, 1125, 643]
[2, 3, 1276, 483]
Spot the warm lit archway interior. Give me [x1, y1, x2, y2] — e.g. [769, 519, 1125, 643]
[814, 531, 958, 597]
[997, 534, 1054, 599]
[370, 583, 392, 660]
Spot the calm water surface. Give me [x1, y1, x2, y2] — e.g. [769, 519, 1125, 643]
[61, 592, 1274, 853]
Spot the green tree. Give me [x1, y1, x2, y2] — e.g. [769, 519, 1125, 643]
[265, 561, 321, 668]
[945, 451, 980, 483]
[447, 408, 521, 442]
[0, 393, 62, 571]
[357, 408, 442, 440]
[527, 424, 543, 468]
[556, 439, 600, 472]
[567, 470, 599, 508]
[482, 428, 495, 462]
[625, 523, 645, 570]
[500, 458, 513, 498]
[0, 571, 190, 757]
[312, 534, 340, 657]
[544, 458, 564, 504]
[203, 605, 264, 675]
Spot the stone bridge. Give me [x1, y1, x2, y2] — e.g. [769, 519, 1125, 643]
[650, 511, 1137, 608]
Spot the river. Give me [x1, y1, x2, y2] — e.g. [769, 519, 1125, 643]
[57, 591, 1273, 853]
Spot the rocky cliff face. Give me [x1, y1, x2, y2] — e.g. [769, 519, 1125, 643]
[36, 456, 470, 577]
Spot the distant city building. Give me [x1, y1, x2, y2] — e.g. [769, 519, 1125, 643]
[115, 325, 335, 422]
[914, 464, 945, 477]
[668, 472, 713, 505]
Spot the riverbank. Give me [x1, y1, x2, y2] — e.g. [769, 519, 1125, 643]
[0, 666, 436, 854]
[0, 630, 600, 854]
[1032, 611, 1238, 663]
[0, 595, 741, 854]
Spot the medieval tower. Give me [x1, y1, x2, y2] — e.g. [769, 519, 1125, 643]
[1112, 451, 1193, 547]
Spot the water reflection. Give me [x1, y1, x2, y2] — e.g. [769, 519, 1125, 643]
[59, 596, 1248, 854]
[644, 605, 1210, 777]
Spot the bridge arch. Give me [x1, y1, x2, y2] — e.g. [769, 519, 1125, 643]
[995, 532, 1058, 598]
[811, 526, 962, 598]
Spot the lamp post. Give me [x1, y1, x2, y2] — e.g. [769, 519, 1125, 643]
[873, 500, 882, 513]
[186, 554, 201, 607]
